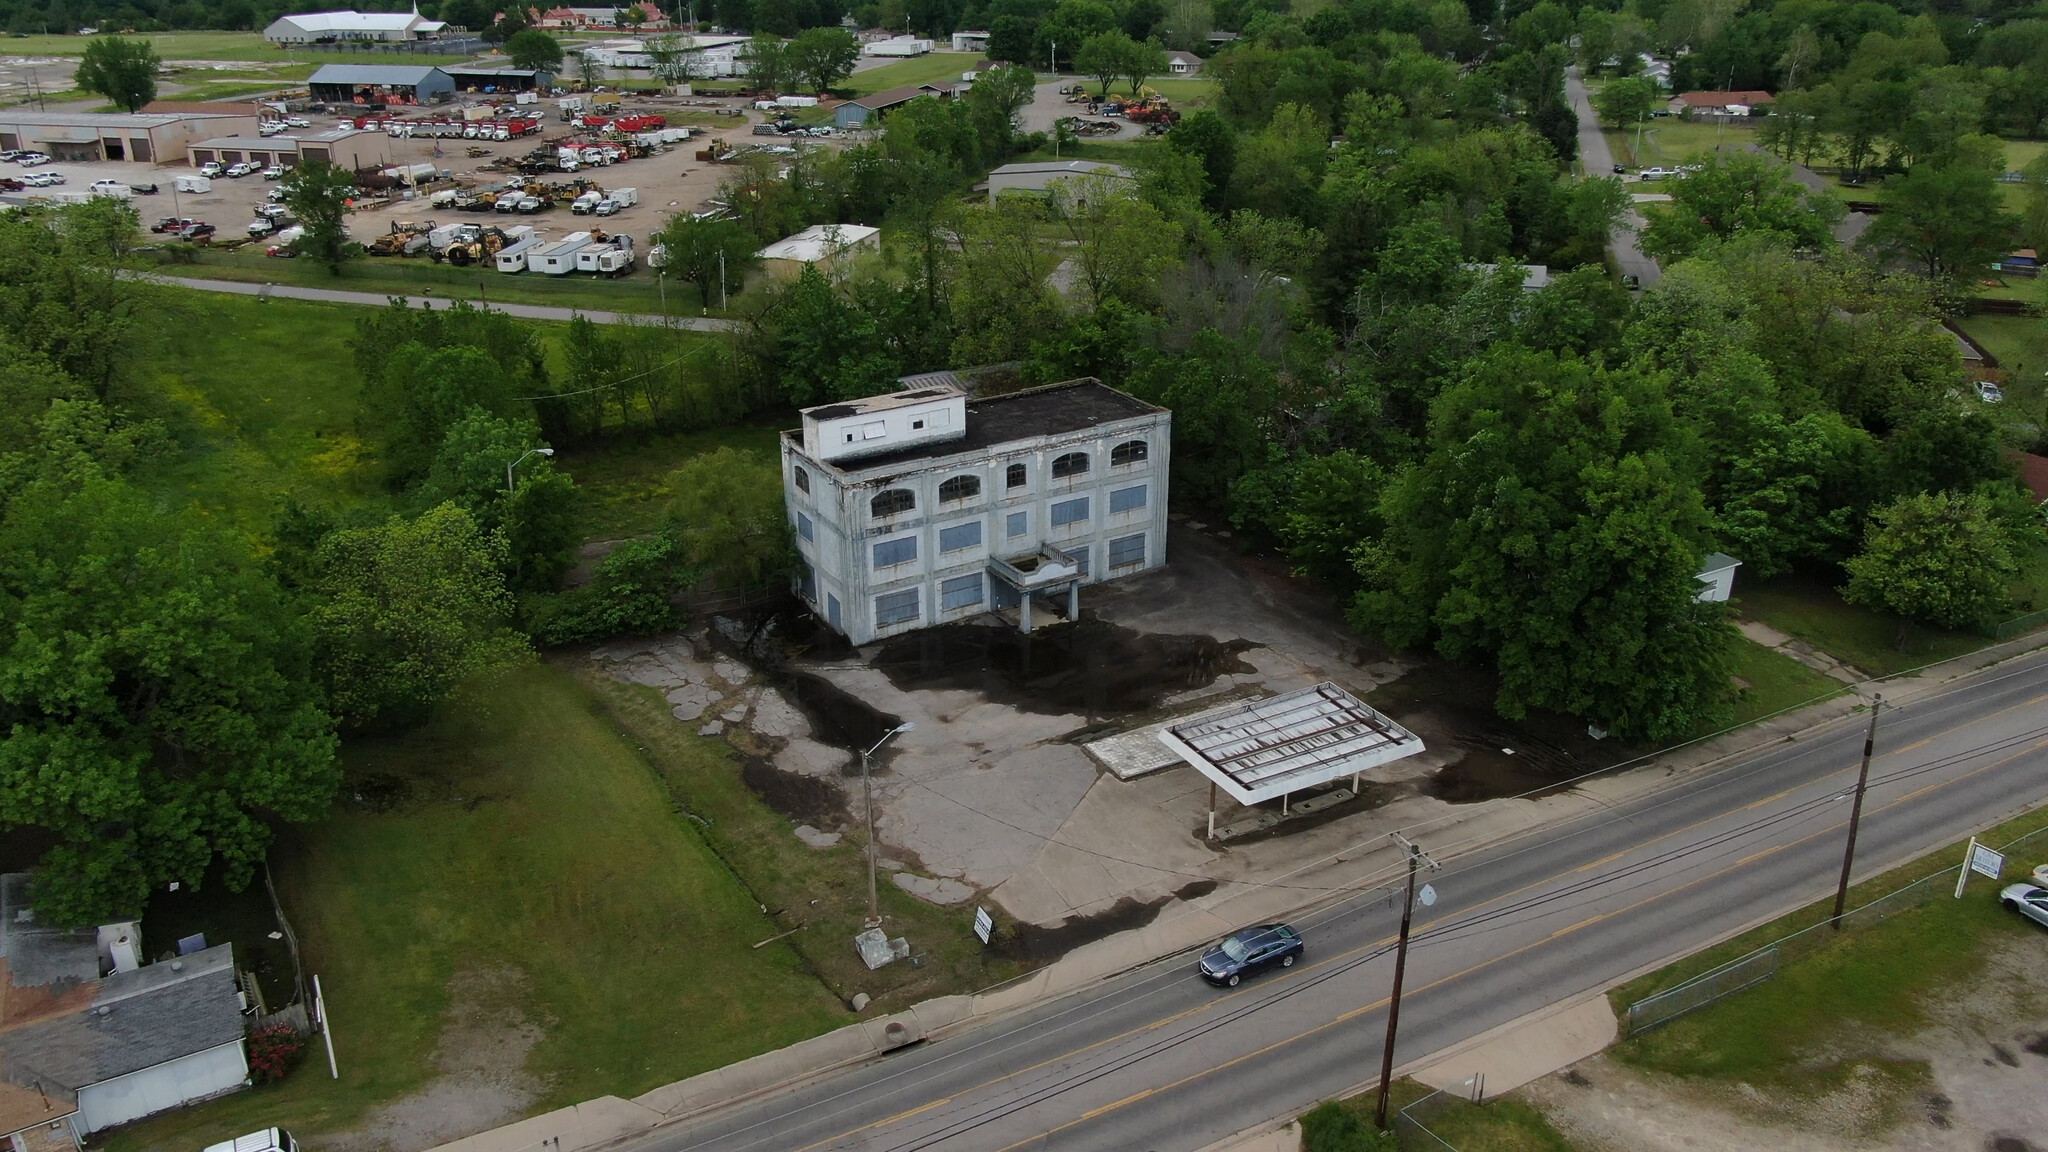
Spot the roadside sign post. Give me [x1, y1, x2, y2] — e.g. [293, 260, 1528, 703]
[1830, 694, 1882, 929]
[1954, 837, 2004, 898]
[313, 974, 338, 1079]
[973, 906, 993, 945]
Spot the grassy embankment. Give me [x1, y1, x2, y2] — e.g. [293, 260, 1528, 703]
[1608, 802, 2048, 1124]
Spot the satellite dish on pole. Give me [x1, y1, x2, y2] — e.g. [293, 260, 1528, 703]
[1419, 883, 1437, 908]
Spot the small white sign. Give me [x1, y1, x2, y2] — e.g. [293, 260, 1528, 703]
[973, 906, 994, 944]
[1418, 883, 1437, 908]
[1970, 842, 2005, 880]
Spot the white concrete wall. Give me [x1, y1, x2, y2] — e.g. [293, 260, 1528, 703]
[784, 409, 1173, 644]
[77, 1041, 247, 1133]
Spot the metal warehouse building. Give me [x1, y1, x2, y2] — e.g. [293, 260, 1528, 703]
[188, 127, 389, 171]
[308, 64, 455, 105]
[442, 66, 552, 92]
[0, 110, 255, 163]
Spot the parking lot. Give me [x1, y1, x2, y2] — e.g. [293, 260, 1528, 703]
[2, 94, 799, 269]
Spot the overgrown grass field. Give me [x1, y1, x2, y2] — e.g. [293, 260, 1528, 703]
[845, 52, 984, 95]
[1724, 638, 1842, 725]
[1, 30, 472, 62]
[105, 663, 849, 1152]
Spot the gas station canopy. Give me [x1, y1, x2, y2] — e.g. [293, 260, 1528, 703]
[1157, 682, 1425, 806]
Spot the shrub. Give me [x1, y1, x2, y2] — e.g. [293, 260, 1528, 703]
[526, 533, 696, 646]
[1299, 1100, 1396, 1152]
[246, 1022, 306, 1084]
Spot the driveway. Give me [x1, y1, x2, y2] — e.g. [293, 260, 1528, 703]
[1565, 66, 1661, 289]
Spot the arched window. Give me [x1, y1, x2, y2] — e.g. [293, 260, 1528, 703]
[1051, 452, 1090, 479]
[870, 488, 916, 518]
[1110, 440, 1148, 467]
[1006, 463, 1027, 488]
[792, 465, 810, 493]
[939, 474, 982, 503]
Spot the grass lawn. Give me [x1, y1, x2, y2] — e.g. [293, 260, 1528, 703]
[116, 292, 392, 536]
[0, 30, 471, 62]
[1608, 803, 2048, 1104]
[555, 420, 786, 539]
[1010, 139, 1152, 166]
[845, 53, 980, 95]
[169, 246, 716, 317]
[1959, 313, 2048, 403]
[1725, 637, 1843, 726]
[103, 663, 849, 1152]
[1315, 1079, 1582, 1151]
[1630, 119, 1758, 167]
[571, 660, 1036, 1012]
[1733, 573, 1988, 677]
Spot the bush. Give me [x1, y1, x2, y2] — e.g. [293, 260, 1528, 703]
[246, 1022, 306, 1084]
[525, 533, 696, 646]
[1299, 1100, 1396, 1152]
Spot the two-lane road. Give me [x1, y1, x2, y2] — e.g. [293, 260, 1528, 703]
[1565, 66, 1662, 289]
[643, 649, 2048, 1151]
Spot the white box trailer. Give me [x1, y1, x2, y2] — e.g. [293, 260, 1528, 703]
[495, 234, 544, 272]
[604, 186, 637, 208]
[174, 174, 212, 193]
[531, 231, 593, 274]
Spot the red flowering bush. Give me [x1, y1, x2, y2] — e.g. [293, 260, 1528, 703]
[246, 1022, 306, 1084]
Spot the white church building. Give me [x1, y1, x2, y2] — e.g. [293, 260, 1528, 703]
[782, 379, 1172, 644]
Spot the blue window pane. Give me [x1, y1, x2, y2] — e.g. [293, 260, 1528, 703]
[941, 573, 983, 610]
[1050, 497, 1090, 526]
[1109, 485, 1146, 513]
[939, 521, 983, 553]
[1006, 511, 1028, 537]
[873, 536, 917, 568]
[797, 512, 814, 541]
[875, 589, 919, 627]
[1109, 533, 1145, 569]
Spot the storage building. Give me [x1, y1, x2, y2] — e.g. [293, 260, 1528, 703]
[756, 223, 880, 280]
[263, 9, 448, 43]
[188, 127, 388, 171]
[0, 110, 255, 163]
[308, 64, 455, 106]
[984, 159, 1132, 202]
[442, 66, 553, 93]
[783, 379, 1172, 643]
[833, 82, 952, 129]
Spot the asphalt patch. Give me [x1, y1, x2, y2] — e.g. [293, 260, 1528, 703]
[868, 618, 1259, 718]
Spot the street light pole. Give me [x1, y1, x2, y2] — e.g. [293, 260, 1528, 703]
[1831, 694, 1883, 929]
[1377, 834, 1437, 1130]
[860, 722, 915, 928]
[505, 446, 555, 494]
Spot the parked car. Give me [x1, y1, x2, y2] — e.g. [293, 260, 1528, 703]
[200, 161, 226, 178]
[1198, 923, 1303, 987]
[23, 172, 64, 186]
[88, 179, 129, 196]
[256, 203, 289, 220]
[1639, 166, 1671, 180]
[176, 222, 217, 242]
[1977, 381, 2005, 403]
[2000, 882, 2048, 929]
[0, 149, 24, 162]
[203, 1127, 299, 1152]
[267, 187, 287, 202]
[285, 116, 312, 128]
[1611, 163, 1626, 174]
[261, 165, 287, 180]
[152, 216, 197, 233]
[226, 161, 259, 178]
[0, 177, 21, 191]
[17, 151, 49, 166]
[247, 218, 279, 237]
[594, 197, 622, 216]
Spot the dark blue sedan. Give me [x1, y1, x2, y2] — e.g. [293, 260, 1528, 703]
[1198, 923, 1303, 986]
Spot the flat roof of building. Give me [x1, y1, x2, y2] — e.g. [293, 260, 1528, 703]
[1157, 682, 1425, 805]
[794, 378, 1164, 473]
[851, 82, 951, 109]
[271, 10, 430, 32]
[757, 222, 880, 262]
[0, 111, 241, 128]
[803, 384, 962, 420]
[989, 160, 1132, 178]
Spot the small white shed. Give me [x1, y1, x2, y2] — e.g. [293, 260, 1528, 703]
[1696, 552, 1741, 602]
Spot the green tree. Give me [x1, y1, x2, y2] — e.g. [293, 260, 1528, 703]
[74, 36, 158, 113]
[419, 409, 581, 591]
[1075, 30, 1131, 98]
[1351, 349, 1735, 741]
[788, 26, 859, 94]
[1638, 150, 1843, 263]
[1592, 74, 1656, 130]
[504, 28, 565, 72]
[280, 158, 359, 274]
[666, 446, 791, 589]
[653, 212, 760, 307]
[1047, 173, 1182, 311]
[310, 503, 533, 730]
[0, 436, 337, 926]
[1860, 144, 2019, 288]
[740, 32, 790, 93]
[1842, 490, 2021, 632]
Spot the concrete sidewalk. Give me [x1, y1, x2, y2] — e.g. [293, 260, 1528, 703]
[127, 270, 740, 331]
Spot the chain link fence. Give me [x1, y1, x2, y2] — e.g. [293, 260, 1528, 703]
[1622, 823, 2048, 1038]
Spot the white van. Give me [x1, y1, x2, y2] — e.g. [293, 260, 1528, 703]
[204, 1128, 298, 1152]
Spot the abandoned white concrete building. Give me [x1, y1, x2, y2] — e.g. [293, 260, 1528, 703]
[782, 379, 1172, 644]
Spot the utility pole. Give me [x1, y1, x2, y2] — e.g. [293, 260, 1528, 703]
[1831, 694, 1883, 929]
[718, 247, 727, 310]
[860, 723, 915, 928]
[1377, 833, 1439, 1129]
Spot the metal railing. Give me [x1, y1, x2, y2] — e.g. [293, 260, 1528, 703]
[1392, 1075, 1488, 1151]
[1622, 822, 2048, 1038]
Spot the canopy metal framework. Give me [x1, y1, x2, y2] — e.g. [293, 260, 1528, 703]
[1157, 682, 1425, 822]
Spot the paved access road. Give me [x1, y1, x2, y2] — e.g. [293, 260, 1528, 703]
[642, 647, 2048, 1152]
[1564, 67, 1662, 290]
[128, 271, 740, 331]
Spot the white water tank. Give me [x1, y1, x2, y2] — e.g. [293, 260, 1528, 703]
[97, 922, 142, 973]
